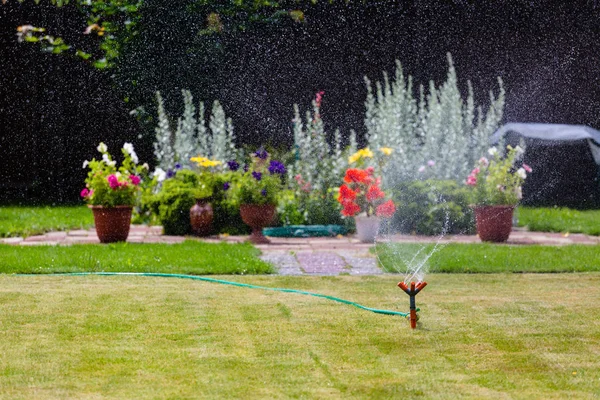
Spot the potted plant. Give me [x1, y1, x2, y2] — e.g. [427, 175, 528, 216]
[337, 166, 396, 243]
[81, 142, 145, 243]
[188, 156, 222, 236]
[229, 149, 286, 244]
[466, 144, 532, 242]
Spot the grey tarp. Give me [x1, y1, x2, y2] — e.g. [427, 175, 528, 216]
[490, 123, 600, 164]
[490, 123, 600, 207]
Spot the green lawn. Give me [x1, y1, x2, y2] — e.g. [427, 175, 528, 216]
[0, 274, 598, 399]
[0, 241, 273, 275]
[374, 242, 600, 273]
[0, 206, 93, 238]
[517, 206, 600, 235]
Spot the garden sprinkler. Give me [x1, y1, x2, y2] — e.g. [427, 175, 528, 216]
[398, 281, 427, 329]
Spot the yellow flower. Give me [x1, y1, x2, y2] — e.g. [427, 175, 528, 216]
[379, 147, 393, 156]
[348, 152, 361, 164]
[348, 148, 374, 164]
[190, 156, 222, 168]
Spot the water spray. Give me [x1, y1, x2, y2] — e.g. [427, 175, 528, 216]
[398, 281, 427, 329]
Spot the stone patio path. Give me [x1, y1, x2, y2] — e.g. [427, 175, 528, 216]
[2, 226, 599, 275]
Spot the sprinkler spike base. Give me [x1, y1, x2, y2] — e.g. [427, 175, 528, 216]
[398, 281, 427, 329]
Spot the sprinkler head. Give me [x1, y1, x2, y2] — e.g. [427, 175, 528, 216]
[398, 281, 427, 329]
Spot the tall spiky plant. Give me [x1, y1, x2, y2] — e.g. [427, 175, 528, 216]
[153, 91, 239, 172]
[364, 53, 505, 187]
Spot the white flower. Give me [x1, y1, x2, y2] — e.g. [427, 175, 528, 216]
[515, 186, 523, 200]
[517, 168, 527, 179]
[123, 142, 139, 164]
[102, 154, 116, 167]
[514, 145, 525, 156]
[478, 157, 489, 166]
[82, 160, 89, 169]
[142, 163, 149, 170]
[488, 147, 498, 156]
[97, 142, 107, 153]
[153, 167, 166, 182]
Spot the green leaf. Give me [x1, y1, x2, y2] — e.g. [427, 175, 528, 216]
[76, 50, 92, 60]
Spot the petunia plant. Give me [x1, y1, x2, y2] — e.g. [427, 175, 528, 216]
[466, 145, 532, 206]
[337, 167, 396, 218]
[81, 142, 147, 207]
[230, 148, 286, 206]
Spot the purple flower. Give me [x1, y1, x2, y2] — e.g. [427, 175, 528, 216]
[268, 160, 286, 175]
[254, 147, 268, 160]
[243, 164, 249, 172]
[174, 163, 182, 170]
[252, 171, 262, 181]
[227, 160, 240, 171]
[223, 182, 230, 191]
[261, 189, 267, 196]
[166, 169, 176, 179]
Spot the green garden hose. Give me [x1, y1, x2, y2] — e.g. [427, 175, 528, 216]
[21, 272, 410, 317]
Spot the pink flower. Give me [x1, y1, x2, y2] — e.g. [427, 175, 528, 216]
[427, 160, 435, 167]
[80, 188, 90, 198]
[294, 174, 303, 182]
[466, 175, 477, 186]
[130, 175, 141, 186]
[107, 174, 119, 189]
[365, 166, 375, 175]
[471, 167, 480, 175]
[418, 166, 426, 173]
[522, 163, 532, 173]
[479, 157, 489, 166]
[315, 91, 325, 108]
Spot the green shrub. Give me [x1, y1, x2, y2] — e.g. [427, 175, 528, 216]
[146, 170, 212, 235]
[210, 172, 249, 235]
[392, 179, 474, 235]
[276, 188, 348, 227]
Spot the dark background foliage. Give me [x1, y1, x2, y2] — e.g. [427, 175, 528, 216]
[2, 0, 600, 204]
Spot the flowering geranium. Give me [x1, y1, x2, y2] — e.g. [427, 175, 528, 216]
[337, 167, 396, 218]
[466, 145, 531, 206]
[82, 142, 146, 207]
[230, 149, 286, 206]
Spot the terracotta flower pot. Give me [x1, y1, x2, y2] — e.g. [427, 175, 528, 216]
[89, 205, 133, 243]
[473, 205, 515, 243]
[240, 204, 276, 244]
[190, 200, 213, 236]
[354, 216, 381, 243]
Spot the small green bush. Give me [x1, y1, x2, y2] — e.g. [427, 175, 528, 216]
[146, 170, 212, 236]
[210, 172, 249, 235]
[392, 179, 474, 235]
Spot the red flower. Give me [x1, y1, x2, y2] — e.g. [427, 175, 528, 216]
[344, 168, 369, 184]
[342, 201, 361, 217]
[366, 185, 385, 202]
[376, 199, 396, 218]
[337, 184, 356, 203]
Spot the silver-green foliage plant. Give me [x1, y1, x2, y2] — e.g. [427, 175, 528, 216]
[285, 92, 357, 224]
[154, 90, 237, 171]
[365, 53, 505, 187]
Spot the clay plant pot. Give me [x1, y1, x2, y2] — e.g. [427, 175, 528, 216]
[354, 216, 381, 243]
[89, 205, 133, 243]
[473, 205, 515, 243]
[239, 204, 276, 244]
[190, 200, 214, 237]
